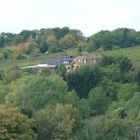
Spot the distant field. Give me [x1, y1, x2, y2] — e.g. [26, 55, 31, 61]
[1, 46, 140, 71]
[95, 46, 140, 69]
[0, 52, 64, 71]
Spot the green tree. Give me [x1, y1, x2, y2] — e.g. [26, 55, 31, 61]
[5, 66, 21, 82]
[117, 83, 139, 101]
[0, 36, 4, 47]
[100, 64, 121, 82]
[88, 87, 111, 114]
[35, 103, 83, 140]
[65, 66, 101, 98]
[118, 56, 133, 73]
[0, 105, 36, 140]
[47, 35, 58, 46]
[6, 75, 68, 114]
[52, 27, 70, 40]
[85, 115, 105, 140]
[102, 118, 133, 140]
[39, 40, 48, 53]
[65, 91, 90, 118]
[127, 92, 140, 112]
[87, 28, 140, 51]
[59, 34, 77, 49]
[0, 70, 4, 81]
[0, 85, 10, 104]
[56, 64, 67, 78]
[136, 70, 140, 85]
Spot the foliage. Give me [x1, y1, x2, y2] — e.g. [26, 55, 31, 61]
[47, 35, 58, 46]
[0, 70, 5, 81]
[0, 27, 85, 58]
[35, 103, 83, 140]
[100, 64, 121, 82]
[85, 115, 105, 140]
[5, 66, 22, 82]
[87, 28, 140, 51]
[1, 26, 140, 139]
[96, 45, 140, 70]
[100, 56, 133, 73]
[0, 105, 36, 140]
[56, 64, 67, 78]
[100, 56, 134, 83]
[65, 91, 91, 118]
[6, 75, 68, 114]
[117, 83, 139, 101]
[39, 40, 48, 53]
[88, 87, 111, 114]
[127, 100, 140, 125]
[0, 51, 5, 59]
[59, 34, 77, 49]
[102, 118, 134, 140]
[0, 85, 10, 104]
[65, 66, 101, 98]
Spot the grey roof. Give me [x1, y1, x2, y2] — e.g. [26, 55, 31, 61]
[43, 56, 73, 66]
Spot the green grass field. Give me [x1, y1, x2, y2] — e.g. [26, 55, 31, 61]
[0, 52, 64, 71]
[95, 46, 140, 69]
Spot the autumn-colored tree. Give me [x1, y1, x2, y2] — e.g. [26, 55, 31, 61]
[5, 66, 21, 82]
[59, 34, 77, 49]
[0, 105, 36, 140]
[47, 35, 58, 46]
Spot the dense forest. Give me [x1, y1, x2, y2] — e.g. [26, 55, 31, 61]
[0, 27, 140, 140]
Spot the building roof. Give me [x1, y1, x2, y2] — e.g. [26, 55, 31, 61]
[43, 56, 73, 66]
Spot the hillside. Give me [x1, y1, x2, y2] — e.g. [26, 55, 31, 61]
[1, 27, 140, 139]
[0, 52, 65, 71]
[95, 46, 140, 69]
[1, 27, 140, 62]
[1, 45, 140, 71]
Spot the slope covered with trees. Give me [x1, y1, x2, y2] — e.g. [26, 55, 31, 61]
[86, 28, 140, 51]
[0, 27, 85, 59]
[1, 27, 140, 60]
[0, 55, 140, 139]
[1, 27, 140, 139]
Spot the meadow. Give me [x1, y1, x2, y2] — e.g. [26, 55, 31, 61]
[95, 46, 140, 69]
[0, 52, 64, 71]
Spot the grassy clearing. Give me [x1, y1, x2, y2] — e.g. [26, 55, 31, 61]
[97, 46, 140, 61]
[94, 46, 140, 69]
[0, 52, 64, 71]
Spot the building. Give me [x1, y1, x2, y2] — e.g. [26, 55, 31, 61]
[72, 55, 102, 70]
[43, 56, 73, 66]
